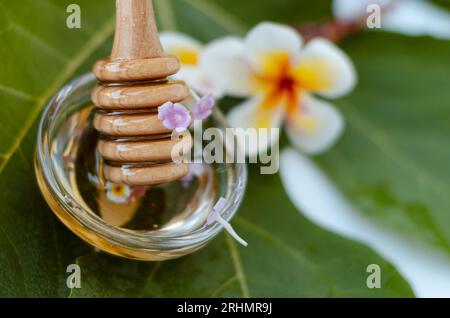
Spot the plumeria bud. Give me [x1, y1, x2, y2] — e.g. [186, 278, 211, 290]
[158, 102, 192, 132]
[193, 94, 215, 120]
[207, 197, 248, 247]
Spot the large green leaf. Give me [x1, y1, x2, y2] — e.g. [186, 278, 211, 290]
[431, 0, 450, 10]
[0, 0, 411, 297]
[71, 168, 413, 297]
[0, 0, 115, 297]
[316, 32, 450, 253]
[155, 0, 332, 39]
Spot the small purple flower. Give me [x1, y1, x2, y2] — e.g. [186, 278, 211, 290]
[181, 163, 204, 185]
[158, 102, 192, 132]
[192, 94, 215, 120]
[206, 197, 248, 247]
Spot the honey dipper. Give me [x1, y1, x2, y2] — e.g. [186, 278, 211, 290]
[92, 0, 192, 186]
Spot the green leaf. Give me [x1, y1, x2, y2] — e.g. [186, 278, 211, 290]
[0, 0, 115, 297]
[430, 0, 450, 10]
[154, 0, 332, 40]
[71, 169, 413, 297]
[316, 31, 450, 253]
[0, 0, 411, 297]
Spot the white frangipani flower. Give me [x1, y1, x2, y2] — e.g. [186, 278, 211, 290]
[333, 0, 450, 40]
[333, 0, 392, 22]
[105, 182, 131, 204]
[201, 22, 357, 156]
[159, 32, 224, 97]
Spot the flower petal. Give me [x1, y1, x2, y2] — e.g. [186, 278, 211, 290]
[159, 31, 202, 65]
[286, 94, 344, 154]
[245, 22, 303, 70]
[159, 102, 191, 130]
[173, 103, 188, 113]
[200, 37, 253, 97]
[227, 96, 283, 157]
[206, 197, 247, 246]
[168, 64, 224, 97]
[105, 182, 131, 204]
[295, 38, 357, 98]
[193, 94, 215, 120]
[181, 163, 205, 184]
[333, 0, 392, 22]
[158, 102, 174, 120]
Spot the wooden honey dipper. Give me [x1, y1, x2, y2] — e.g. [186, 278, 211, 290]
[92, 0, 192, 186]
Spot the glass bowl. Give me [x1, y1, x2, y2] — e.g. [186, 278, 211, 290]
[34, 73, 247, 261]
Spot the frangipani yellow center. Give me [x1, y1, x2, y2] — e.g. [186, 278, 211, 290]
[172, 47, 199, 65]
[251, 52, 327, 129]
[111, 184, 127, 197]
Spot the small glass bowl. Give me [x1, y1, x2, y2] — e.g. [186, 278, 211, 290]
[35, 73, 247, 261]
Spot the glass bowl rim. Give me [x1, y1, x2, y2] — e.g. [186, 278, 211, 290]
[35, 73, 248, 253]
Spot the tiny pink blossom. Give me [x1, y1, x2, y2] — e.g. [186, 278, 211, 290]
[193, 94, 215, 120]
[206, 197, 248, 247]
[157, 102, 173, 120]
[181, 163, 204, 185]
[158, 102, 191, 132]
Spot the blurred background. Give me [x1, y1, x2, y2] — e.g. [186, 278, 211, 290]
[0, 0, 449, 297]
